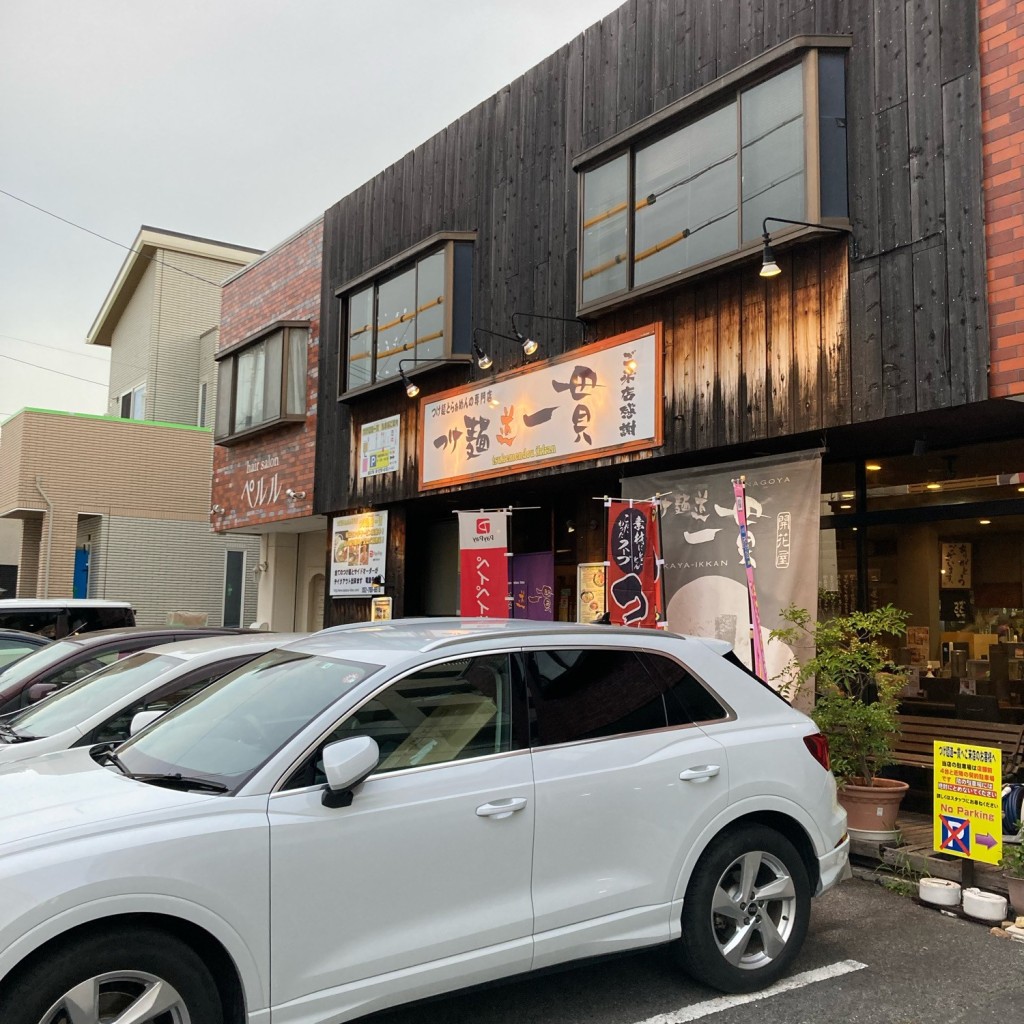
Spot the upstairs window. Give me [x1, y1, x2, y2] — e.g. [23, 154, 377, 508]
[119, 383, 146, 421]
[339, 235, 474, 396]
[578, 51, 848, 310]
[214, 322, 308, 444]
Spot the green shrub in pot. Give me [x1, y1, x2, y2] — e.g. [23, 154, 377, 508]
[770, 604, 910, 787]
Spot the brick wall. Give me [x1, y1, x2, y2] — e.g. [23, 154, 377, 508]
[212, 218, 322, 531]
[981, 0, 1024, 397]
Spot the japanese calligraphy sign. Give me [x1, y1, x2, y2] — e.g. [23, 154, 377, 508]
[329, 511, 388, 597]
[457, 511, 510, 618]
[623, 452, 821, 688]
[940, 542, 972, 589]
[933, 741, 1002, 865]
[605, 499, 663, 628]
[359, 414, 400, 479]
[419, 325, 662, 490]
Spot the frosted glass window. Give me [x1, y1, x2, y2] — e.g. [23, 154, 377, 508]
[581, 155, 628, 304]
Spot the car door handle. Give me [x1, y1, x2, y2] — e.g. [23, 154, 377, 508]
[679, 765, 721, 783]
[476, 798, 528, 819]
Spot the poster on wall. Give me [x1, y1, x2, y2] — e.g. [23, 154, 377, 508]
[577, 563, 607, 624]
[359, 415, 401, 479]
[605, 499, 663, 628]
[623, 451, 822, 688]
[457, 510, 510, 618]
[329, 511, 388, 597]
[419, 326, 662, 490]
[371, 596, 393, 620]
[510, 552, 555, 620]
[941, 542, 972, 589]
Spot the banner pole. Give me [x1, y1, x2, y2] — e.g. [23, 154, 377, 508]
[733, 476, 767, 680]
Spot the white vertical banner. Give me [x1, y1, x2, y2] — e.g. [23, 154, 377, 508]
[457, 511, 511, 618]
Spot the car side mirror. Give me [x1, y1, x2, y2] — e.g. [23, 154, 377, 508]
[26, 682, 57, 703]
[129, 709, 165, 736]
[321, 736, 380, 808]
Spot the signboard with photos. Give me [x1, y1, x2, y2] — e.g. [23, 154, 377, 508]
[329, 511, 388, 597]
[419, 325, 662, 490]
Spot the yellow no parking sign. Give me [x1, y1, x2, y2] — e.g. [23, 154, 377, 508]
[933, 741, 1002, 865]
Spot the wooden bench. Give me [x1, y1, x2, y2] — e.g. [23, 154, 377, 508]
[893, 714, 1024, 780]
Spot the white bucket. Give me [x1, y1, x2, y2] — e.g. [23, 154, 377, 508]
[962, 887, 1007, 922]
[918, 877, 961, 907]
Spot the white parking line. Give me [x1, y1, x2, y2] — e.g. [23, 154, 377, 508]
[635, 959, 869, 1023]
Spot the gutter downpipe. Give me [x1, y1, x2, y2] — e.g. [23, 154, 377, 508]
[34, 475, 54, 599]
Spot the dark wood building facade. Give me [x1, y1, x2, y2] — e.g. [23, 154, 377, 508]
[316, 0, 1024, 632]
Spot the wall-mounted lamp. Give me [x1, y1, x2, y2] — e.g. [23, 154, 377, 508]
[472, 326, 534, 371]
[511, 312, 591, 355]
[397, 357, 469, 400]
[759, 217, 851, 278]
[285, 488, 307, 500]
[210, 504, 225, 515]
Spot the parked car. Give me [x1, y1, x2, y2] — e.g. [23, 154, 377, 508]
[0, 598, 135, 638]
[0, 628, 51, 672]
[0, 619, 848, 1024]
[0, 626, 256, 715]
[0, 632, 305, 764]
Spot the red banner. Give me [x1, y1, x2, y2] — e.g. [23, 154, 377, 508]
[605, 499, 662, 627]
[458, 511, 510, 618]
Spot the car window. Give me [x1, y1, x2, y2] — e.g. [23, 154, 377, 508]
[0, 640, 42, 670]
[86, 667, 226, 746]
[8, 653, 182, 738]
[638, 652, 727, 724]
[285, 653, 516, 789]
[0, 639, 82, 689]
[48, 650, 122, 687]
[524, 647, 668, 746]
[118, 650, 380, 790]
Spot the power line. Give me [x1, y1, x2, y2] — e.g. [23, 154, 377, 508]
[0, 332, 110, 361]
[0, 352, 107, 387]
[0, 187, 226, 288]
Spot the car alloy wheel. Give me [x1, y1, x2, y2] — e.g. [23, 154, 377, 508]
[1, 927, 221, 1024]
[38, 970, 190, 1024]
[677, 825, 810, 993]
[710, 849, 797, 969]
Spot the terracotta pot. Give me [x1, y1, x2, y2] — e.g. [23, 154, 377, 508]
[1005, 873, 1024, 915]
[838, 777, 909, 832]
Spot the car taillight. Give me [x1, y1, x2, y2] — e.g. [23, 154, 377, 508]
[803, 732, 831, 771]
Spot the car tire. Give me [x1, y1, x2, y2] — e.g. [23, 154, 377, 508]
[1, 924, 223, 1024]
[676, 824, 811, 994]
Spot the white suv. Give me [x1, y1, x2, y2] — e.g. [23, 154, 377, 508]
[0, 620, 848, 1024]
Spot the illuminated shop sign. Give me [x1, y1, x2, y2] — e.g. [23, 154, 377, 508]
[418, 324, 662, 490]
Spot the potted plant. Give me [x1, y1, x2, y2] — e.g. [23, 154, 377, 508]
[1001, 831, 1024, 914]
[771, 604, 911, 834]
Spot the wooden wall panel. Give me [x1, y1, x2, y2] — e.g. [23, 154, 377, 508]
[316, 0, 990, 517]
[740, 276, 769, 441]
[849, 259, 883, 420]
[768, 249, 795, 436]
[820, 241, 852, 426]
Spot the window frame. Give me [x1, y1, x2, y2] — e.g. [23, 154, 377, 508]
[574, 41, 850, 315]
[336, 231, 476, 400]
[213, 320, 309, 445]
[275, 649, 529, 792]
[523, 644, 734, 750]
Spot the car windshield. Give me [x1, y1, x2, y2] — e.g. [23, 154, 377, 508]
[116, 649, 380, 790]
[5, 653, 182, 738]
[0, 639, 82, 686]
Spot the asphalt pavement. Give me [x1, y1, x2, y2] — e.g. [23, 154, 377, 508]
[366, 877, 1024, 1024]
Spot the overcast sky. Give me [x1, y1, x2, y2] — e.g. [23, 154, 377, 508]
[0, 0, 623, 421]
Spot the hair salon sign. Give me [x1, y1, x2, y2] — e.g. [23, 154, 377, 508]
[418, 324, 662, 490]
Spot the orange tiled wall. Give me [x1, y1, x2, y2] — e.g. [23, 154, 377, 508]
[981, 0, 1024, 397]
